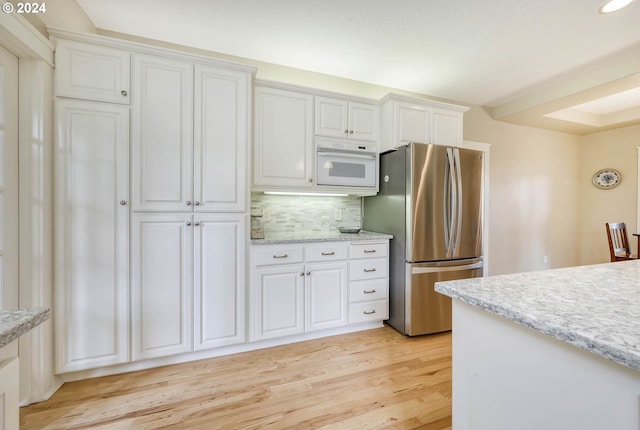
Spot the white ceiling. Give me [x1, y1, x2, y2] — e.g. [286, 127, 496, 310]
[74, 0, 640, 134]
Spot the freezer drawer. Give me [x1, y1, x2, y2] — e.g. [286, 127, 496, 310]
[405, 260, 482, 336]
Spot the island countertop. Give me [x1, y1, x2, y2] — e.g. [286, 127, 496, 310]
[0, 307, 50, 348]
[435, 260, 640, 371]
[251, 230, 392, 245]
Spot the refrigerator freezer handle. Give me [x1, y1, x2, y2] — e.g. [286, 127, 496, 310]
[411, 261, 483, 274]
[446, 148, 456, 258]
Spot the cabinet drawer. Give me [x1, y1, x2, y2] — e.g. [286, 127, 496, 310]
[349, 258, 388, 281]
[349, 279, 388, 302]
[254, 246, 304, 266]
[350, 242, 388, 259]
[305, 243, 348, 262]
[350, 300, 388, 324]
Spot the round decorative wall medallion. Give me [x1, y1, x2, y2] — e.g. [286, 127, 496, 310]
[592, 168, 621, 189]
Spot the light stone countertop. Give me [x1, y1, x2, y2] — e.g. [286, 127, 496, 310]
[251, 230, 392, 245]
[0, 307, 50, 348]
[435, 260, 640, 371]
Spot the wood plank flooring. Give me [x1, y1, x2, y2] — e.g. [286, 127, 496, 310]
[20, 326, 452, 430]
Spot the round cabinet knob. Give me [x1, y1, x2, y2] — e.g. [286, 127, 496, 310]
[300, 272, 305, 277]
[344, 130, 349, 134]
[308, 178, 313, 183]
[186, 221, 192, 226]
[194, 222, 200, 226]
[194, 201, 201, 206]
[121, 90, 128, 96]
[306, 271, 311, 276]
[119, 200, 127, 206]
[349, 130, 354, 134]
[186, 201, 192, 206]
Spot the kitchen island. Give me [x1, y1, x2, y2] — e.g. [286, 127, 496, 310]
[435, 260, 640, 430]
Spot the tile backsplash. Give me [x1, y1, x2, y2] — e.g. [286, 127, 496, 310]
[251, 193, 362, 236]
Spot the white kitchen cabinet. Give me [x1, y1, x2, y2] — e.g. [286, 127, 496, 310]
[348, 242, 389, 324]
[253, 264, 306, 340]
[131, 214, 193, 361]
[194, 214, 246, 350]
[0, 358, 18, 430]
[55, 38, 130, 104]
[380, 94, 468, 152]
[54, 99, 130, 373]
[194, 65, 249, 212]
[132, 213, 246, 359]
[315, 96, 379, 142]
[250, 243, 350, 340]
[305, 261, 349, 332]
[253, 86, 314, 188]
[131, 54, 194, 212]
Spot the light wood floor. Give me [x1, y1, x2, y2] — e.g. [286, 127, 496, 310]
[20, 326, 452, 430]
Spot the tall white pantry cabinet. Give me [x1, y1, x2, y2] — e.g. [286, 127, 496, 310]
[53, 33, 254, 373]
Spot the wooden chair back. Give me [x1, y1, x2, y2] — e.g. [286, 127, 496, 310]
[606, 222, 636, 262]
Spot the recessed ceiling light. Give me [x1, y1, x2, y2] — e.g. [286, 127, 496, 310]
[599, 0, 635, 13]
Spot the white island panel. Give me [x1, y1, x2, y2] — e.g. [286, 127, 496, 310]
[453, 301, 640, 430]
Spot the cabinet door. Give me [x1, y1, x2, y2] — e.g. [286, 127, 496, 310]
[315, 96, 348, 138]
[253, 86, 314, 188]
[306, 262, 348, 331]
[194, 214, 246, 350]
[132, 54, 194, 212]
[252, 265, 305, 340]
[348, 102, 379, 142]
[194, 66, 249, 212]
[54, 99, 129, 372]
[55, 39, 130, 104]
[397, 103, 430, 144]
[131, 214, 193, 360]
[431, 107, 463, 146]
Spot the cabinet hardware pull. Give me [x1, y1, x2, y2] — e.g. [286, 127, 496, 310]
[194, 222, 200, 226]
[186, 221, 192, 226]
[349, 130, 354, 134]
[186, 201, 192, 206]
[363, 289, 377, 294]
[194, 201, 201, 206]
[321, 252, 335, 256]
[121, 90, 127, 96]
[306, 271, 311, 276]
[119, 200, 127, 206]
[364, 249, 376, 253]
[300, 272, 305, 276]
[364, 268, 377, 272]
[308, 178, 313, 182]
[344, 129, 349, 134]
[273, 254, 288, 259]
[363, 310, 376, 315]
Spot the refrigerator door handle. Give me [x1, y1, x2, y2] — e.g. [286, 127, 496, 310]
[411, 261, 484, 274]
[453, 148, 464, 256]
[445, 148, 456, 258]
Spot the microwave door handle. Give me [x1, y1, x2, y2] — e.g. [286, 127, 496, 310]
[317, 152, 377, 160]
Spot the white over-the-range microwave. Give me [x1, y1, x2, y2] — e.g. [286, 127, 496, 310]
[315, 139, 378, 189]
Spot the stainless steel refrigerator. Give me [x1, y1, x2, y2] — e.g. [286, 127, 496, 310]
[363, 143, 483, 335]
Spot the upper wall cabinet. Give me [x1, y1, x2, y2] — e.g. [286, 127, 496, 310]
[380, 94, 469, 152]
[55, 39, 131, 104]
[253, 85, 314, 189]
[315, 96, 379, 142]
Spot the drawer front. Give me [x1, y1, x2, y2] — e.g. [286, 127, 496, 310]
[349, 279, 388, 302]
[349, 258, 388, 281]
[254, 246, 304, 266]
[305, 243, 349, 262]
[350, 242, 388, 259]
[350, 300, 388, 324]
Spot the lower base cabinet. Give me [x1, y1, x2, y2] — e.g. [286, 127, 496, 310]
[131, 213, 246, 361]
[250, 240, 388, 342]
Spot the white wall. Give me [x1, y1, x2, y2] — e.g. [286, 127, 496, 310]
[579, 124, 640, 265]
[464, 107, 581, 275]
